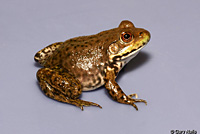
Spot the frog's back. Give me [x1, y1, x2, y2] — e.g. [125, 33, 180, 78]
[43, 34, 113, 91]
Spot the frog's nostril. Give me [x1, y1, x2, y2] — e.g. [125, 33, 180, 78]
[139, 30, 151, 39]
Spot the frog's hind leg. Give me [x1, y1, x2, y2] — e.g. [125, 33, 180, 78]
[36, 68, 102, 110]
[34, 42, 63, 66]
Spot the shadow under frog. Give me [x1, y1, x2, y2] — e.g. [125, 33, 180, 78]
[34, 20, 151, 111]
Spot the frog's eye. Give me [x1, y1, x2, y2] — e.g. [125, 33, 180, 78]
[121, 32, 133, 43]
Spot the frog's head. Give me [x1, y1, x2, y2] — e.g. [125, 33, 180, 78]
[108, 20, 151, 62]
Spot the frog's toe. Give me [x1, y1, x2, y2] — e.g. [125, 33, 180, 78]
[90, 102, 102, 109]
[82, 102, 102, 109]
[131, 103, 138, 111]
[74, 99, 102, 111]
[137, 99, 147, 105]
[132, 98, 147, 105]
[80, 106, 84, 111]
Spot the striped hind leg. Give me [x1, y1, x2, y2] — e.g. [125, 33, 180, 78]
[37, 68, 102, 110]
[34, 42, 63, 66]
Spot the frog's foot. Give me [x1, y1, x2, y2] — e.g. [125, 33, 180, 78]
[37, 68, 102, 111]
[127, 93, 147, 110]
[68, 99, 102, 111]
[127, 97, 147, 111]
[105, 68, 147, 111]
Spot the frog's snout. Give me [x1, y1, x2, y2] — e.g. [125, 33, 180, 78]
[139, 30, 151, 42]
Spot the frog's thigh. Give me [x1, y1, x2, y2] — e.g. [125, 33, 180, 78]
[34, 42, 63, 65]
[37, 68, 102, 110]
[37, 68, 82, 98]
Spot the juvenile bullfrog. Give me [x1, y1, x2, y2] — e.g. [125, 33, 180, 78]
[34, 20, 151, 110]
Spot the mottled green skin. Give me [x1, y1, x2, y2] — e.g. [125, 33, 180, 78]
[34, 20, 151, 110]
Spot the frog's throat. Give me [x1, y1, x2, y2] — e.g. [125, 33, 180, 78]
[110, 36, 150, 62]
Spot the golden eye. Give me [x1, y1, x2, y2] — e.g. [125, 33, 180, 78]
[121, 32, 133, 43]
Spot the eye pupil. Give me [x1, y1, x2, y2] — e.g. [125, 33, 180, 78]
[121, 32, 133, 43]
[124, 34, 130, 39]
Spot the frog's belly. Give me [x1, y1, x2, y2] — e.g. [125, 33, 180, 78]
[69, 65, 106, 91]
[78, 71, 105, 91]
[81, 74, 105, 91]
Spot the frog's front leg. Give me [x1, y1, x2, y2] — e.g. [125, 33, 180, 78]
[37, 68, 102, 110]
[104, 68, 147, 110]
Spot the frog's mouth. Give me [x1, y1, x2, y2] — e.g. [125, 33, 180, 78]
[119, 42, 147, 60]
[111, 36, 150, 61]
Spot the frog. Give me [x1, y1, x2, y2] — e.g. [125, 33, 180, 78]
[34, 20, 151, 111]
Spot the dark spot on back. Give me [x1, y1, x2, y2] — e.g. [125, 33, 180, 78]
[67, 52, 71, 57]
[89, 36, 93, 39]
[96, 40, 100, 43]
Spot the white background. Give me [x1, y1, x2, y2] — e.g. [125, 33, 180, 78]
[0, 0, 199, 134]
